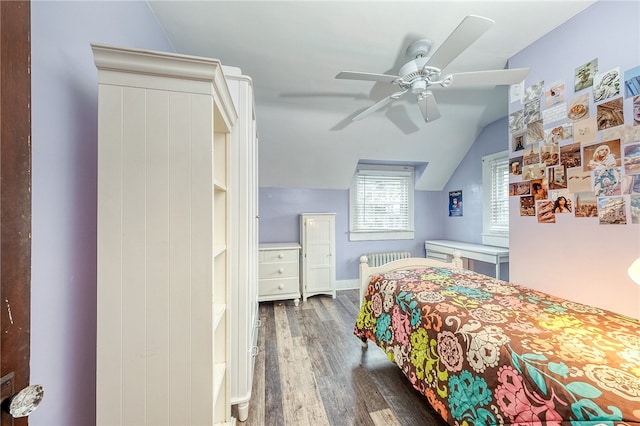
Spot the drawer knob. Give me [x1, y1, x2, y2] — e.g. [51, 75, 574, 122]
[278, 284, 284, 290]
[278, 268, 284, 274]
[278, 253, 284, 259]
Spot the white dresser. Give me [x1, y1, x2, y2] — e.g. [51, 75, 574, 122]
[258, 243, 302, 306]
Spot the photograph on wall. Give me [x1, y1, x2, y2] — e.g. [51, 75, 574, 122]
[597, 196, 626, 224]
[574, 192, 598, 217]
[545, 81, 565, 106]
[509, 110, 524, 133]
[524, 80, 545, 103]
[596, 97, 624, 130]
[631, 194, 640, 224]
[542, 103, 567, 124]
[560, 142, 582, 169]
[593, 167, 621, 197]
[624, 65, 640, 98]
[634, 95, 640, 126]
[573, 117, 597, 145]
[622, 174, 640, 195]
[548, 165, 568, 190]
[510, 181, 530, 196]
[545, 124, 572, 145]
[523, 143, 541, 166]
[510, 156, 523, 176]
[520, 195, 535, 216]
[582, 139, 622, 170]
[512, 132, 525, 152]
[575, 59, 598, 92]
[524, 99, 542, 123]
[593, 68, 620, 102]
[522, 163, 546, 180]
[536, 200, 555, 223]
[568, 168, 592, 193]
[510, 81, 524, 103]
[531, 178, 548, 200]
[601, 123, 640, 144]
[541, 139, 559, 166]
[526, 120, 545, 144]
[549, 189, 572, 213]
[584, 140, 621, 171]
[568, 93, 590, 123]
[623, 141, 640, 174]
[449, 190, 463, 217]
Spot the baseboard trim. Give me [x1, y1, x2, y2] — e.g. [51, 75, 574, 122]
[336, 279, 359, 291]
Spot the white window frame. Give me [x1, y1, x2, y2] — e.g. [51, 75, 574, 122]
[349, 165, 414, 241]
[482, 151, 509, 247]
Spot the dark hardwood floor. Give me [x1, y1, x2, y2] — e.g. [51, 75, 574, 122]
[234, 290, 449, 425]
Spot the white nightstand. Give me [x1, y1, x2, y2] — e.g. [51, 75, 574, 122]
[258, 243, 302, 306]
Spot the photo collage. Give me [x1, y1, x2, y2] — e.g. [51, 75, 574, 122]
[509, 60, 640, 225]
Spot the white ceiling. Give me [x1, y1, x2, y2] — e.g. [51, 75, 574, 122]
[147, 1, 596, 190]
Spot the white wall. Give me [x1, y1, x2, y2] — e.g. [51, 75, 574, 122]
[509, 0, 640, 318]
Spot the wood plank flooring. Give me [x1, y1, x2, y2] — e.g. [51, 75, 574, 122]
[234, 290, 449, 425]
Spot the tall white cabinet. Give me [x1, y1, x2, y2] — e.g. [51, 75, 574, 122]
[300, 213, 336, 301]
[225, 66, 259, 422]
[93, 44, 238, 425]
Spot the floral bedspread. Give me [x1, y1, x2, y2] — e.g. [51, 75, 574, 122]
[354, 266, 640, 425]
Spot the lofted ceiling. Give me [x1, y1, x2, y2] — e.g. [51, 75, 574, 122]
[147, 1, 596, 190]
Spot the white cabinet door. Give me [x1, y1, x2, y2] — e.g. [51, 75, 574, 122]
[300, 213, 336, 300]
[225, 67, 258, 423]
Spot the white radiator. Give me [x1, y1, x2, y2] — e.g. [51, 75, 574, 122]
[364, 251, 411, 267]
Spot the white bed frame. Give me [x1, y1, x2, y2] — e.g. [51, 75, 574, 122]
[357, 254, 463, 348]
[358, 253, 464, 304]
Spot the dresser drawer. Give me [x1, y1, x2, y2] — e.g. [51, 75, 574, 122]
[261, 249, 298, 263]
[259, 262, 298, 279]
[259, 277, 300, 297]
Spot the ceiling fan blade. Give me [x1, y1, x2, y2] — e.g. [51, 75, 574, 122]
[352, 90, 408, 121]
[447, 68, 529, 87]
[335, 71, 399, 84]
[426, 15, 494, 71]
[418, 91, 441, 122]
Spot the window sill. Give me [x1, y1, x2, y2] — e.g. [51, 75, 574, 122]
[349, 231, 414, 241]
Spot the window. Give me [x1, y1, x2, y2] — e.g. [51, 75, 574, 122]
[349, 165, 414, 241]
[482, 151, 509, 247]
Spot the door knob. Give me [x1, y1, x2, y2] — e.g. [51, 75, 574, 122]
[2, 384, 44, 418]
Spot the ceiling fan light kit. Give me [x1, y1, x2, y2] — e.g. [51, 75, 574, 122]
[336, 15, 530, 123]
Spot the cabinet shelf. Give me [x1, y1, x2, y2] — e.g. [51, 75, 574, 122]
[213, 303, 226, 330]
[214, 244, 226, 258]
[213, 362, 227, 404]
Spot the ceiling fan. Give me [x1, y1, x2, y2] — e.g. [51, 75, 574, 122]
[335, 15, 529, 123]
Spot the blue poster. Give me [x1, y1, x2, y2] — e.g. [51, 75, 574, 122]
[449, 190, 463, 217]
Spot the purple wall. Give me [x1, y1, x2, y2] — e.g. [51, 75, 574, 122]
[31, 2, 173, 424]
[442, 116, 510, 279]
[259, 117, 510, 281]
[259, 188, 444, 280]
[507, 0, 640, 317]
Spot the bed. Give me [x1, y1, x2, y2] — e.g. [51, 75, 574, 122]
[354, 255, 640, 425]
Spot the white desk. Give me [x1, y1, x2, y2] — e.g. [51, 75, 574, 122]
[425, 240, 509, 279]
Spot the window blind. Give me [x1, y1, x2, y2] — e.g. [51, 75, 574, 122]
[352, 171, 411, 232]
[490, 156, 509, 232]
